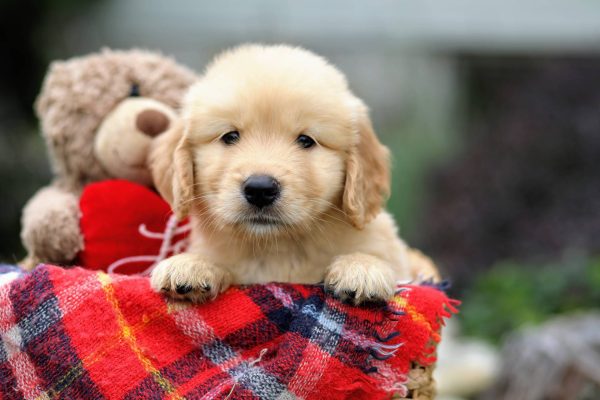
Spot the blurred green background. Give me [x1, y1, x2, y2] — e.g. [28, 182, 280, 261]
[1, 1, 599, 398]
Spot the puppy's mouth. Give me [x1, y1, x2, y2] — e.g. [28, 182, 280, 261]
[234, 212, 287, 234]
[245, 215, 281, 226]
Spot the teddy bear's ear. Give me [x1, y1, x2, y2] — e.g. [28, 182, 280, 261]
[150, 120, 194, 218]
[33, 60, 110, 189]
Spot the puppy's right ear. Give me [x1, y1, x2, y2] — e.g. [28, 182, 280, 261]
[150, 120, 195, 219]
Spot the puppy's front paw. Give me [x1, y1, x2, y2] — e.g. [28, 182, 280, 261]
[325, 253, 395, 305]
[150, 254, 231, 303]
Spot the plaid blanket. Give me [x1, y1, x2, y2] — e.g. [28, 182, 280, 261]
[0, 265, 458, 400]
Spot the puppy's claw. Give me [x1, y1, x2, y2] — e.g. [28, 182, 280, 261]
[345, 290, 357, 299]
[201, 283, 211, 292]
[150, 254, 231, 304]
[325, 253, 395, 305]
[176, 284, 193, 295]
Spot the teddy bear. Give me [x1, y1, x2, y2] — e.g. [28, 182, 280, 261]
[20, 49, 197, 270]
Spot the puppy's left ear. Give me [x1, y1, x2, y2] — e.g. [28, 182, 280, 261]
[343, 99, 391, 229]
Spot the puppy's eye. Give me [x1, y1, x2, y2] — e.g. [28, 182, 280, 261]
[129, 84, 140, 97]
[296, 134, 316, 149]
[221, 131, 240, 145]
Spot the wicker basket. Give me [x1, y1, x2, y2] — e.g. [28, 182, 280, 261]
[393, 363, 436, 399]
[391, 248, 443, 400]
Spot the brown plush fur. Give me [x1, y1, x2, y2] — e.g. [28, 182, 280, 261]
[36, 49, 197, 191]
[150, 45, 437, 304]
[20, 49, 197, 268]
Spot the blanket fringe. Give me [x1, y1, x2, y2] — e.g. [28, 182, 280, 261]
[331, 368, 406, 400]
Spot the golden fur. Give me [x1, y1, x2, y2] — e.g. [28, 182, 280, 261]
[150, 44, 428, 304]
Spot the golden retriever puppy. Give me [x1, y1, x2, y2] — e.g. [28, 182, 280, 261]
[150, 44, 419, 305]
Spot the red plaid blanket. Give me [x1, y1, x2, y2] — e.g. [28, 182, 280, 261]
[0, 265, 457, 399]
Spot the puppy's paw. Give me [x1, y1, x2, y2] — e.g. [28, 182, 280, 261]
[325, 253, 395, 305]
[150, 254, 231, 303]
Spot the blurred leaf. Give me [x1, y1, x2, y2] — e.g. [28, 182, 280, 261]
[459, 254, 600, 343]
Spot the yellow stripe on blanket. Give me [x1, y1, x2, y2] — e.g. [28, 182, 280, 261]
[98, 272, 185, 400]
[392, 295, 440, 342]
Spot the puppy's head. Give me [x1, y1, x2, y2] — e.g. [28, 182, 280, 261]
[152, 45, 390, 236]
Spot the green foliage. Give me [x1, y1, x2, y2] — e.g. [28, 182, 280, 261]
[459, 255, 600, 343]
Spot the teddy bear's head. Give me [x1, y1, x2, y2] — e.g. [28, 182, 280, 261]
[35, 49, 197, 190]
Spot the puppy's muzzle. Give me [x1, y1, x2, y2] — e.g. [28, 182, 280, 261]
[243, 175, 280, 208]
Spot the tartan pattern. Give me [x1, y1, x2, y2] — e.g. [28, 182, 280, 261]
[0, 265, 458, 400]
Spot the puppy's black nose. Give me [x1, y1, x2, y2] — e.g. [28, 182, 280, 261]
[243, 175, 280, 208]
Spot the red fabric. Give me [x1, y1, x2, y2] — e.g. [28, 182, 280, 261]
[0, 265, 459, 399]
[78, 180, 189, 274]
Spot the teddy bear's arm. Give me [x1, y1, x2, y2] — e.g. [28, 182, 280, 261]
[20, 185, 83, 270]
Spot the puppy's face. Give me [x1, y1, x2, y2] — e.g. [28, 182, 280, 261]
[153, 45, 390, 237]
[189, 111, 349, 236]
